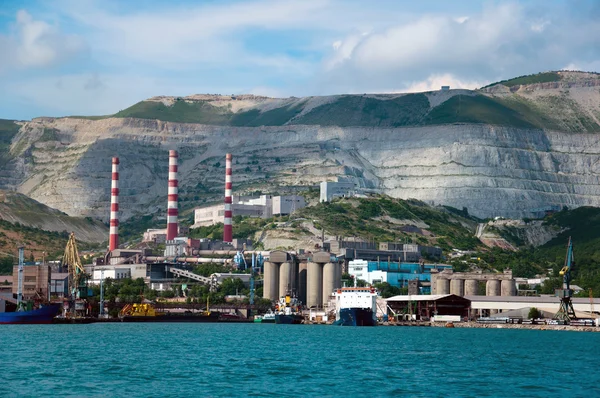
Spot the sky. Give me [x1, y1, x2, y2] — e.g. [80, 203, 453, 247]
[0, 0, 599, 120]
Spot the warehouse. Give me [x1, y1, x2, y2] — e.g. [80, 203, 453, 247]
[386, 294, 471, 321]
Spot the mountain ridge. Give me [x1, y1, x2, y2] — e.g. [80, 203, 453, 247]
[1, 70, 600, 222]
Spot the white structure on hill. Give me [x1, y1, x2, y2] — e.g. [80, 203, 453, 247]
[193, 194, 305, 227]
[320, 177, 356, 202]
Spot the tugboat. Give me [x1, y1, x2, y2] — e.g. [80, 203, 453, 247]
[274, 295, 304, 324]
[255, 309, 276, 323]
[332, 283, 379, 326]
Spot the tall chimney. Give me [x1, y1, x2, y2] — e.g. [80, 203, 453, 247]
[109, 157, 119, 251]
[223, 153, 233, 243]
[167, 150, 178, 241]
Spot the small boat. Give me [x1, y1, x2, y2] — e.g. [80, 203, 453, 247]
[0, 303, 61, 325]
[274, 295, 304, 324]
[262, 310, 276, 323]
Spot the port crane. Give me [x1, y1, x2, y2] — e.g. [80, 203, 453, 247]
[233, 251, 263, 305]
[554, 237, 577, 322]
[62, 232, 89, 317]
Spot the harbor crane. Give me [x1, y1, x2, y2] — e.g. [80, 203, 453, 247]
[62, 233, 89, 317]
[554, 237, 577, 322]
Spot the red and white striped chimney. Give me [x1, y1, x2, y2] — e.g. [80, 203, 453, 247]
[109, 157, 119, 251]
[223, 153, 233, 243]
[167, 150, 178, 241]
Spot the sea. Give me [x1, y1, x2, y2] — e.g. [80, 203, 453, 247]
[1, 324, 599, 397]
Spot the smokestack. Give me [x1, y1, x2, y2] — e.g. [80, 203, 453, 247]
[109, 157, 119, 251]
[223, 153, 233, 243]
[167, 150, 178, 241]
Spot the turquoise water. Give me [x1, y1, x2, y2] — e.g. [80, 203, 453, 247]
[1, 324, 599, 397]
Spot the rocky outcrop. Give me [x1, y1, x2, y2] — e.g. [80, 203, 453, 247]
[2, 71, 600, 221]
[2, 117, 600, 221]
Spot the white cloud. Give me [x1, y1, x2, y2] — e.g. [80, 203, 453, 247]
[316, 2, 600, 94]
[0, 10, 86, 70]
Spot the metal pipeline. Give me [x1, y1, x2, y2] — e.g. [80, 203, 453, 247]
[144, 256, 231, 264]
[194, 250, 271, 256]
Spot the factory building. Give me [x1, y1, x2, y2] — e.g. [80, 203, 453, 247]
[12, 263, 51, 300]
[319, 177, 356, 202]
[386, 294, 471, 321]
[327, 240, 443, 262]
[348, 260, 452, 293]
[193, 194, 305, 227]
[467, 295, 600, 318]
[142, 226, 189, 243]
[50, 273, 69, 298]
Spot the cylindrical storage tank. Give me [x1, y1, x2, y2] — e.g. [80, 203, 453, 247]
[322, 262, 336, 307]
[279, 262, 291, 297]
[486, 280, 501, 296]
[263, 261, 273, 299]
[501, 279, 516, 296]
[464, 279, 479, 296]
[307, 262, 323, 308]
[298, 262, 307, 305]
[436, 279, 450, 295]
[450, 279, 464, 296]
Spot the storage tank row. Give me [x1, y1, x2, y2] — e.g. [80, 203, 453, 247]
[263, 251, 342, 308]
[435, 278, 516, 296]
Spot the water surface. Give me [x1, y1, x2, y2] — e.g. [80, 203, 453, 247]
[1, 324, 599, 397]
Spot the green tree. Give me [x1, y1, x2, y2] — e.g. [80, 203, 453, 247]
[528, 307, 542, 319]
[219, 278, 247, 296]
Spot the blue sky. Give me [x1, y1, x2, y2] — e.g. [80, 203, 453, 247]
[1, 0, 599, 120]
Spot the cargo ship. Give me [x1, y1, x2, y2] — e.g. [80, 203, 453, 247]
[332, 286, 379, 326]
[274, 295, 304, 324]
[119, 303, 220, 323]
[0, 303, 61, 324]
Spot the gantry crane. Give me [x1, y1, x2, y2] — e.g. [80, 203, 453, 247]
[554, 236, 577, 322]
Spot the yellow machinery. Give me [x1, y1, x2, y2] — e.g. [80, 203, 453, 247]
[120, 303, 161, 317]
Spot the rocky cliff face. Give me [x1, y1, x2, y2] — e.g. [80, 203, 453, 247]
[2, 71, 600, 221]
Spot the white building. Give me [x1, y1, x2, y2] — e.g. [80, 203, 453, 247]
[193, 194, 305, 227]
[273, 195, 306, 215]
[320, 177, 356, 202]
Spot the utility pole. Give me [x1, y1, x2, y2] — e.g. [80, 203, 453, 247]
[100, 270, 105, 317]
[17, 246, 24, 311]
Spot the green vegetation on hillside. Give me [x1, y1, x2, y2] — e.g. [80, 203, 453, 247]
[297, 196, 481, 250]
[293, 94, 430, 127]
[424, 94, 538, 128]
[0, 119, 20, 165]
[114, 100, 232, 124]
[482, 72, 562, 88]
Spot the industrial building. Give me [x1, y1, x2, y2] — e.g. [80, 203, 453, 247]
[12, 263, 51, 300]
[142, 226, 189, 243]
[348, 260, 452, 293]
[466, 295, 600, 318]
[327, 240, 443, 262]
[193, 194, 306, 227]
[320, 177, 356, 202]
[386, 294, 471, 320]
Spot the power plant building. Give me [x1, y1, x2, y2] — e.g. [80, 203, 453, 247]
[193, 195, 305, 227]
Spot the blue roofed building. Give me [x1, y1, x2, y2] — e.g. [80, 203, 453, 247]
[348, 260, 452, 294]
